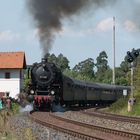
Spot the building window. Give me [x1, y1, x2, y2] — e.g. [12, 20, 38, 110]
[5, 72, 10, 79]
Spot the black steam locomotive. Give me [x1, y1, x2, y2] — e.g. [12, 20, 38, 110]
[27, 58, 63, 110]
[27, 58, 131, 110]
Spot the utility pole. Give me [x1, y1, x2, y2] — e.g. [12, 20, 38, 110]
[130, 62, 134, 97]
[112, 16, 116, 85]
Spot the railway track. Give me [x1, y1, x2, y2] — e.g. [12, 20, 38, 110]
[81, 108, 140, 124]
[29, 111, 140, 140]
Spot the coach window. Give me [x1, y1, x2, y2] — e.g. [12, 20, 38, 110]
[5, 72, 10, 79]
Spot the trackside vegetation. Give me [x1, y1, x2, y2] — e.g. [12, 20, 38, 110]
[0, 109, 17, 139]
[101, 58, 140, 116]
[11, 102, 20, 114]
[0, 102, 20, 139]
[104, 93, 140, 116]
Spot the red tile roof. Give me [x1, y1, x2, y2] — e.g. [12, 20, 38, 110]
[0, 52, 26, 69]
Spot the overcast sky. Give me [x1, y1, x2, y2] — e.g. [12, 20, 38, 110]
[0, 0, 140, 68]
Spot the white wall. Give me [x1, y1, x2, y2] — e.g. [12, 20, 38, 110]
[0, 69, 21, 98]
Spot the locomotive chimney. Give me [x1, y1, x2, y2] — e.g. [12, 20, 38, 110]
[42, 58, 48, 68]
[42, 58, 48, 63]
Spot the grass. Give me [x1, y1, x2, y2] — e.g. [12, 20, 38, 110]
[11, 102, 20, 114]
[104, 92, 140, 116]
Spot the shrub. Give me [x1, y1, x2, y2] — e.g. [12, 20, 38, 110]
[11, 103, 19, 114]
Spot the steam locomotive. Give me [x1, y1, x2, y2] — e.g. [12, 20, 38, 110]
[27, 58, 131, 110]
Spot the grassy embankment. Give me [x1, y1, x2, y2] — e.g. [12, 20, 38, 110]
[104, 92, 140, 116]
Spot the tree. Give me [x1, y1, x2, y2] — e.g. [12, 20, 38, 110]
[101, 68, 112, 84]
[96, 51, 109, 71]
[95, 51, 109, 82]
[73, 58, 95, 80]
[120, 60, 129, 73]
[63, 68, 77, 78]
[57, 53, 70, 72]
[44, 53, 70, 72]
[45, 53, 57, 64]
[134, 62, 140, 93]
[23, 65, 32, 92]
[115, 67, 128, 85]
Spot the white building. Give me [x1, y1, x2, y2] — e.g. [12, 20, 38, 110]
[0, 52, 26, 98]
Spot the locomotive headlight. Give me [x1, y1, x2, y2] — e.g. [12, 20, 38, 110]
[30, 90, 34, 95]
[51, 90, 55, 95]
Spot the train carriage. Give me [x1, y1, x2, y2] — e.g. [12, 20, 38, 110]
[62, 76, 74, 105]
[86, 82, 103, 105]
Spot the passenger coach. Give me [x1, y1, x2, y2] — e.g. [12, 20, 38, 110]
[63, 76, 131, 106]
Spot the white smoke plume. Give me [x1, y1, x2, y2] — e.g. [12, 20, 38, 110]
[20, 104, 33, 112]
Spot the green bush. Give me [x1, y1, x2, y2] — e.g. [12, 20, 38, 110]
[11, 103, 19, 114]
[104, 91, 140, 116]
[108, 97, 128, 113]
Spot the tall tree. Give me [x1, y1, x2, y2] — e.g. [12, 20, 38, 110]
[95, 51, 109, 82]
[96, 51, 109, 71]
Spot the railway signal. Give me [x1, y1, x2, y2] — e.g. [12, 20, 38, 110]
[126, 49, 139, 111]
[127, 51, 133, 63]
[127, 49, 139, 63]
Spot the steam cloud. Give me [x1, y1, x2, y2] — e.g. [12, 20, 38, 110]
[26, 0, 116, 54]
